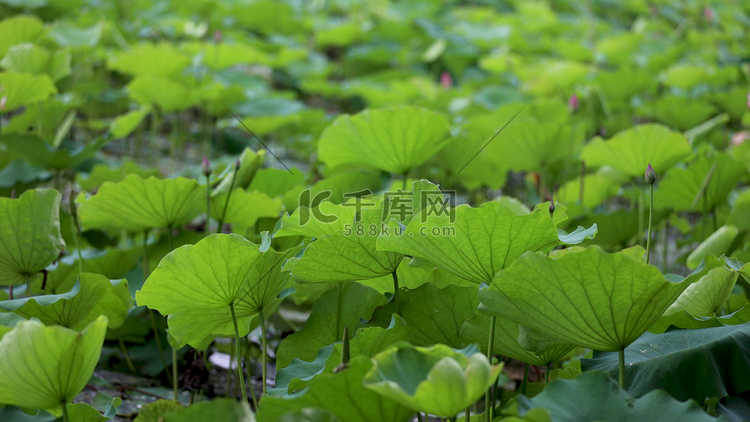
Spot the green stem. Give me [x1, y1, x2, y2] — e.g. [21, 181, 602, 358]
[225, 338, 234, 398]
[230, 302, 249, 403]
[618, 348, 625, 389]
[61, 401, 70, 422]
[118, 336, 137, 373]
[392, 270, 401, 315]
[217, 165, 238, 233]
[485, 316, 496, 422]
[417, 413, 423, 422]
[335, 283, 343, 340]
[546, 365, 550, 384]
[646, 183, 653, 265]
[172, 346, 178, 400]
[662, 217, 669, 272]
[465, 407, 471, 422]
[258, 307, 268, 395]
[521, 363, 530, 395]
[25, 273, 31, 297]
[143, 229, 171, 384]
[68, 196, 84, 274]
[205, 173, 211, 236]
[402, 171, 408, 191]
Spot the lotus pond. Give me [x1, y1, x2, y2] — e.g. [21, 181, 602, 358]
[1, 0, 750, 421]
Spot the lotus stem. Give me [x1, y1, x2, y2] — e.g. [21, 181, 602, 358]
[546, 365, 550, 384]
[229, 302, 249, 403]
[68, 196, 84, 274]
[205, 173, 211, 236]
[336, 283, 343, 340]
[646, 183, 653, 264]
[217, 160, 240, 233]
[172, 347, 178, 400]
[258, 307, 269, 395]
[392, 270, 402, 316]
[143, 229, 171, 385]
[522, 363, 530, 395]
[118, 336, 137, 373]
[225, 338, 234, 398]
[485, 316, 496, 422]
[662, 217, 669, 272]
[402, 171, 408, 191]
[465, 407, 470, 422]
[61, 401, 70, 422]
[618, 349, 625, 389]
[25, 273, 31, 297]
[579, 160, 585, 204]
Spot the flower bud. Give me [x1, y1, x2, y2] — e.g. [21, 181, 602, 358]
[440, 71, 452, 89]
[645, 163, 656, 185]
[201, 158, 211, 177]
[568, 94, 579, 113]
[234, 158, 241, 171]
[549, 201, 555, 216]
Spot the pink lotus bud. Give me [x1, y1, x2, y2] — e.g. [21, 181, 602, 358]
[440, 71, 452, 89]
[213, 30, 222, 43]
[568, 94, 579, 113]
[235, 158, 241, 170]
[201, 158, 211, 177]
[0, 96, 6, 111]
[704, 7, 714, 21]
[746, 92, 750, 109]
[645, 163, 656, 185]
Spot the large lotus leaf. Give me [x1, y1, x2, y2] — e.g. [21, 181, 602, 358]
[45, 247, 141, 294]
[317, 106, 450, 175]
[0, 15, 44, 57]
[0, 43, 70, 82]
[48, 21, 103, 49]
[0, 72, 57, 112]
[480, 247, 690, 351]
[127, 76, 199, 112]
[136, 234, 293, 348]
[276, 202, 356, 238]
[0, 273, 131, 330]
[108, 43, 190, 77]
[182, 41, 270, 69]
[0, 316, 108, 416]
[282, 169, 382, 212]
[650, 95, 718, 131]
[276, 282, 387, 369]
[363, 344, 502, 417]
[489, 121, 585, 172]
[76, 175, 205, 232]
[2, 134, 111, 170]
[729, 189, 750, 231]
[655, 153, 746, 212]
[259, 356, 414, 422]
[649, 305, 750, 334]
[288, 200, 403, 283]
[581, 124, 691, 177]
[0, 188, 65, 286]
[460, 313, 574, 367]
[665, 265, 738, 318]
[575, 208, 668, 249]
[274, 315, 412, 394]
[161, 398, 255, 421]
[582, 323, 750, 402]
[378, 202, 559, 284]
[77, 160, 161, 193]
[210, 188, 283, 234]
[371, 283, 478, 348]
[248, 168, 305, 199]
[110, 106, 152, 139]
[515, 371, 720, 422]
[556, 166, 628, 210]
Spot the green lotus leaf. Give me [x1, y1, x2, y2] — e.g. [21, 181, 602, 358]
[460, 313, 574, 367]
[480, 247, 691, 351]
[363, 344, 502, 417]
[2, 134, 111, 170]
[650, 95, 718, 131]
[127, 75, 199, 112]
[0, 43, 70, 82]
[488, 121, 585, 172]
[575, 208, 668, 249]
[556, 166, 628, 210]
[662, 64, 711, 90]
[48, 21, 103, 48]
[136, 234, 294, 348]
[66, 399, 120, 422]
[274, 314, 411, 394]
[515, 371, 720, 422]
[45, 247, 141, 294]
[649, 305, 750, 334]
[282, 169, 382, 212]
[276, 282, 387, 369]
[665, 265, 738, 318]
[132, 399, 184, 422]
[0, 15, 44, 57]
[259, 356, 414, 422]
[557, 224, 598, 245]
[0, 316, 108, 416]
[276, 202, 356, 239]
[182, 41, 270, 69]
[582, 322, 750, 402]
[581, 124, 691, 177]
[729, 189, 750, 230]
[108, 42, 190, 77]
[0, 159, 50, 188]
[687, 226, 739, 270]
[160, 398, 255, 421]
[77, 160, 161, 193]
[0, 72, 57, 112]
[0, 273, 131, 330]
[76, 175, 205, 232]
[248, 168, 305, 199]
[655, 153, 746, 212]
[378, 202, 559, 284]
[210, 189, 282, 234]
[371, 283, 478, 348]
[0, 188, 65, 286]
[317, 106, 450, 175]
[110, 106, 152, 139]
